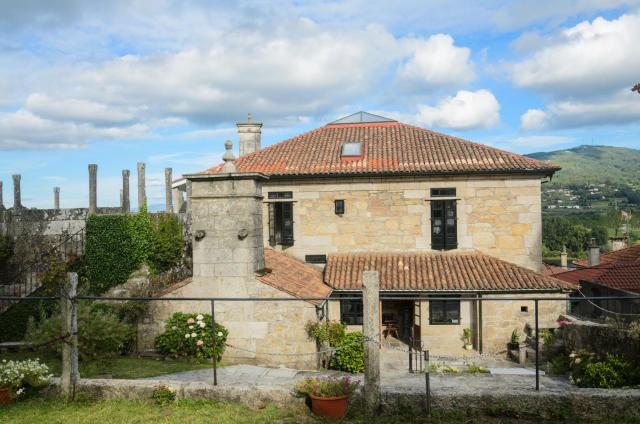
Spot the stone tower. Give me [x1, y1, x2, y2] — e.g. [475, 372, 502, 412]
[236, 114, 262, 157]
[186, 143, 268, 286]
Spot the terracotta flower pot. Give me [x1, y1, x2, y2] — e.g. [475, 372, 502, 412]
[0, 388, 14, 406]
[309, 394, 349, 421]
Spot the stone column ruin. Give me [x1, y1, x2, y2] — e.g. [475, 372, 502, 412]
[165, 168, 173, 213]
[122, 169, 130, 213]
[88, 164, 97, 214]
[54, 187, 60, 210]
[12, 174, 21, 210]
[137, 162, 146, 210]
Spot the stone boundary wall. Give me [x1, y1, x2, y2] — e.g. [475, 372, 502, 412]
[562, 319, 640, 360]
[46, 378, 640, 421]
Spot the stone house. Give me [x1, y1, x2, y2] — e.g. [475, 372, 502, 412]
[154, 112, 573, 368]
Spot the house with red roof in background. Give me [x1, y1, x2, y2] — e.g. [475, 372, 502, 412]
[159, 111, 574, 368]
[555, 244, 640, 319]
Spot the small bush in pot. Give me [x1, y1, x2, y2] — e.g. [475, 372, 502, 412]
[295, 376, 359, 421]
[462, 327, 473, 350]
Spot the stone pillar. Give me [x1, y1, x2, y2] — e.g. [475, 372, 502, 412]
[0, 180, 4, 210]
[588, 238, 600, 267]
[237, 113, 262, 157]
[122, 169, 130, 213]
[560, 246, 568, 269]
[165, 168, 173, 213]
[172, 188, 184, 213]
[88, 164, 97, 214]
[54, 187, 60, 210]
[60, 272, 79, 400]
[363, 270, 381, 415]
[186, 168, 268, 286]
[12, 174, 21, 210]
[137, 162, 146, 210]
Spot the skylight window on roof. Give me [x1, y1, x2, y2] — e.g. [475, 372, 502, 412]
[341, 142, 362, 157]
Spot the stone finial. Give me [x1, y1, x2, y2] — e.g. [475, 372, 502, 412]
[165, 168, 173, 213]
[560, 245, 568, 269]
[0, 180, 4, 210]
[221, 140, 237, 173]
[137, 162, 146, 210]
[247, 113, 252, 123]
[122, 169, 130, 213]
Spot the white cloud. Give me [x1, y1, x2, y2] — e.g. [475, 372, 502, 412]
[511, 135, 574, 148]
[25, 93, 136, 125]
[545, 90, 640, 128]
[0, 110, 149, 149]
[510, 12, 640, 96]
[520, 109, 549, 130]
[414, 89, 501, 130]
[396, 34, 475, 92]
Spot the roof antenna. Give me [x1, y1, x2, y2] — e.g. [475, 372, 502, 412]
[222, 139, 237, 173]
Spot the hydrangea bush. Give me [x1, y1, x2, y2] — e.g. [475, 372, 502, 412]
[155, 312, 228, 360]
[0, 359, 52, 399]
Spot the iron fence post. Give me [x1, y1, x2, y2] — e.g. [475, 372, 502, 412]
[535, 299, 539, 391]
[409, 339, 413, 373]
[425, 350, 431, 416]
[211, 300, 218, 386]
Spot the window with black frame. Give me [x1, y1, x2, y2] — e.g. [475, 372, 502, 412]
[340, 299, 363, 325]
[429, 296, 460, 324]
[430, 190, 457, 250]
[268, 192, 294, 246]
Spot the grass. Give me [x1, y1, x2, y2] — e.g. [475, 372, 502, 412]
[0, 351, 218, 379]
[0, 398, 311, 424]
[0, 398, 630, 423]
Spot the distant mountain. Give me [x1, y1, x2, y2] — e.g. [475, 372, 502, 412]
[526, 145, 640, 187]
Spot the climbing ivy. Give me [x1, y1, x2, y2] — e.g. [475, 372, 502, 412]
[84, 206, 184, 294]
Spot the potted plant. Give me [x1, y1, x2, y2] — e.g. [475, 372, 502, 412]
[508, 329, 520, 350]
[294, 376, 359, 421]
[0, 359, 52, 405]
[462, 328, 473, 350]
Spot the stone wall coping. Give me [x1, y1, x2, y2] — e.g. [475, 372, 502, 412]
[184, 172, 269, 181]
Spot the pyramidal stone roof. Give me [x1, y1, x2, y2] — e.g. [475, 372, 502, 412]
[204, 112, 560, 178]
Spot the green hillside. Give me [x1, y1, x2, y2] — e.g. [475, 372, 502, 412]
[527, 145, 640, 187]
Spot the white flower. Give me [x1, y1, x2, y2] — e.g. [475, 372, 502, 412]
[171, 326, 177, 331]
[187, 318, 195, 324]
[196, 314, 204, 321]
[188, 325, 194, 330]
[185, 334, 190, 338]
[217, 331, 223, 337]
[16, 388, 24, 396]
[199, 322, 206, 328]
[191, 332, 197, 337]
[575, 358, 581, 364]
[197, 340, 204, 346]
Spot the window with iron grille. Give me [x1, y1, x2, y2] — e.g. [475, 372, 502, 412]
[268, 201, 294, 246]
[429, 296, 460, 325]
[430, 187, 456, 197]
[431, 199, 457, 250]
[340, 299, 363, 325]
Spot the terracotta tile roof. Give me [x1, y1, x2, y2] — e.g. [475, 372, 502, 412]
[257, 249, 332, 305]
[542, 263, 567, 276]
[573, 244, 640, 267]
[324, 251, 573, 292]
[555, 263, 640, 294]
[204, 119, 559, 177]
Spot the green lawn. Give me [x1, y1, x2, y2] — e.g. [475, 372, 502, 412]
[0, 397, 619, 423]
[0, 352, 218, 379]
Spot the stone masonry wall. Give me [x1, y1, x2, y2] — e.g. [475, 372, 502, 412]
[262, 174, 543, 272]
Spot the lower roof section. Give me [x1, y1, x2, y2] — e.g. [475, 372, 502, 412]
[324, 251, 574, 292]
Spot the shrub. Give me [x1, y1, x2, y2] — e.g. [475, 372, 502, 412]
[24, 303, 133, 361]
[152, 385, 177, 406]
[148, 213, 184, 273]
[569, 350, 638, 388]
[331, 332, 365, 374]
[0, 234, 12, 272]
[547, 354, 570, 375]
[294, 376, 359, 398]
[305, 321, 346, 347]
[155, 312, 228, 360]
[0, 358, 53, 399]
[466, 363, 489, 374]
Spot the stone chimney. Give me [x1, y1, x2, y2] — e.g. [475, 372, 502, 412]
[237, 113, 262, 157]
[588, 238, 600, 267]
[610, 237, 627, 252]
[560, 246, 568, 269]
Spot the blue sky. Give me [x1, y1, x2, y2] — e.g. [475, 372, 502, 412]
[0, 0, 639, 209]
